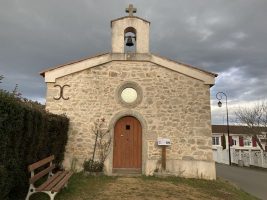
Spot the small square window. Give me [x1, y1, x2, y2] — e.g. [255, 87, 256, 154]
[244, 138, 252, 147]
[126, 125, 130, 130]
[212, 136, 220, 145]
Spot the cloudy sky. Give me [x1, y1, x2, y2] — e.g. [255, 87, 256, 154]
[0, 0, 266, 124]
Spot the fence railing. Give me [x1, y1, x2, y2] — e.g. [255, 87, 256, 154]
[212, 146, 267, 168]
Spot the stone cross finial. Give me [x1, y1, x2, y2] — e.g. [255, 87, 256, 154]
[125, 4, 137, 16]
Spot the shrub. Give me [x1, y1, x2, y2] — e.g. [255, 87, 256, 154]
[0, 165, 11, 199]
[0, 89, 69, 200]
[83, 159, 104, 172]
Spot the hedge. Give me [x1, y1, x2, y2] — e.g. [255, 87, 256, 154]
[0, 90, 69, 200]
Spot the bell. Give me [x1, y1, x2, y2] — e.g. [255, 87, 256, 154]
[126, 36, 134, 46]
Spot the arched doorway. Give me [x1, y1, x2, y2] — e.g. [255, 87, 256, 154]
[113, 116, 142, 172]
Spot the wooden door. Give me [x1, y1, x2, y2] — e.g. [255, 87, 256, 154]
[113, 116, 142, 170]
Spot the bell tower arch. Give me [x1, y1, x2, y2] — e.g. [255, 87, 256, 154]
[124, 27, 136, 53]
[111, 4, 150, 54]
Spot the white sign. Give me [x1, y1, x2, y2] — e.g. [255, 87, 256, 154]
[157, 138, 171, 146]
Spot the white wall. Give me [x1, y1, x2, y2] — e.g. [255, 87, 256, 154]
[213, 146, 267, 168]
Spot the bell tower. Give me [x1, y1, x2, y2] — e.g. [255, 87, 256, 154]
[111, 4, 150, 54]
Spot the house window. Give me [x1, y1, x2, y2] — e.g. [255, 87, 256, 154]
[212, 136, 220, 145]
[244, 138, 252, 147]
[232, 139, 237, 146]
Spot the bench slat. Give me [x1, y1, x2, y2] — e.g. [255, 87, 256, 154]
[43, 171, 69, 191]
[52, 171, 73, 192]
[30, 165, 55, 184]
[28, 155, 55, 172]
[36, 171, 62, 192]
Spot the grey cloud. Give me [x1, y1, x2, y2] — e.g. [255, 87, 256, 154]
[0, 0, 266, 125]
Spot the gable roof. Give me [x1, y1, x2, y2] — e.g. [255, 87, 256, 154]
[152, 53, 217, 77]
[111, 16, 150, 26]
[40, 53, 217, 85]
[212, 125, 267, 135]
[40, 53, 109, 77]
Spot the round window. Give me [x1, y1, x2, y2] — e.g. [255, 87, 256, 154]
[116, 81, 143, 108]
[121, 88, 137, 103]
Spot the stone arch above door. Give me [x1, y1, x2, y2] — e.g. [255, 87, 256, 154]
[109, 110, 147, 131]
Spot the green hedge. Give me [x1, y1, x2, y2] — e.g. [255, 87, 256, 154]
[0, 90, 69, 200]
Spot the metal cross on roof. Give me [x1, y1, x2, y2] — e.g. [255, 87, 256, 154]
[125, 4, 137, 16]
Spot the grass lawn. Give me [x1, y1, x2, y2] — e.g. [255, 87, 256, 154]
[30, 173, 259, 200]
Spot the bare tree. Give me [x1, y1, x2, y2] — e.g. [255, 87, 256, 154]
[97, 125, 112, 163]
[91, 118, 112, 162]
[235, 101, 267, 151]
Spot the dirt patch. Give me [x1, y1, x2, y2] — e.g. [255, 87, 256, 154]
[30, 174, 257, 200]
[96, 177, 220, 200]
[30, 173, 257, 200]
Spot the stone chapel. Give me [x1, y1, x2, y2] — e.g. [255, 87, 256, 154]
[41, 5, 217, 180]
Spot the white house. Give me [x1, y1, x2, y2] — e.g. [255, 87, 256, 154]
[212, 125, 267, 168]
[212, 125, 267, 150]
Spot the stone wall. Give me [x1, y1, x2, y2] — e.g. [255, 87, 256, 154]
[45, 60, 215, 179]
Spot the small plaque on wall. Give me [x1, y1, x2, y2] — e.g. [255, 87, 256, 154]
[157, 138, 171, 146]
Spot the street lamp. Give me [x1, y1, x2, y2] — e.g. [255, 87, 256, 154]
[216, 92, 231, 165]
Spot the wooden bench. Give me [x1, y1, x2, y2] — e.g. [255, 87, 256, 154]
[25, 155, 73, 200]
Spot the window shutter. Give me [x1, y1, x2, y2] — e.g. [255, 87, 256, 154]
[221, 135, 226, 149]
[252, 136, 257, 147]
[229, 136, 233, 146]
[239, 136, 244, 147]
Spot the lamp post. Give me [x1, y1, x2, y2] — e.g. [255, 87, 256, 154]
[216, 92, 231, 165]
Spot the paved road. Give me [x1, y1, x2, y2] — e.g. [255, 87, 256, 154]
[216, 163, 267, 200]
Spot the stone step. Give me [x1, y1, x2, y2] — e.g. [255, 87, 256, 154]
[112, 173, 142, 177]
[112, 168, 142, 176]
